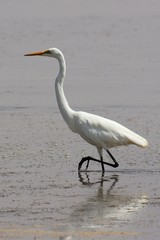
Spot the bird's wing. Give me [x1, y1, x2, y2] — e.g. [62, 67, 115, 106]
[74, 111, 148, 148]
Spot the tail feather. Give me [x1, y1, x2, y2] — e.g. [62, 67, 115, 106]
[128, 132, 148, 148]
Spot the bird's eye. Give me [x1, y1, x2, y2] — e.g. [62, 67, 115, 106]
[45, 50, 51, 54]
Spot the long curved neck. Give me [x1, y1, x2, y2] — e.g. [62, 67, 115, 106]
[55, 53, 75, 132]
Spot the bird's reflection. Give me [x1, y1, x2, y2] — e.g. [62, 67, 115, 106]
[70, 173, 120, 225]
[72, 172, 147, 230]
[58, 172, 148, 239]
[78, 171, 119, 189]
[58, 173, 119, 239]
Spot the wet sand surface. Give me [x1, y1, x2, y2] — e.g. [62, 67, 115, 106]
[0, 1, 160, 239]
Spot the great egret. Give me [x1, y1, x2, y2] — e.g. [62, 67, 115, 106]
[25, 48, 148, 174]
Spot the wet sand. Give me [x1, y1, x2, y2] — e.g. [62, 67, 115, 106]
[0, 1, 160, 239]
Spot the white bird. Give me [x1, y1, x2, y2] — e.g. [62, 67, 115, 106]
[25, 48, 148, 174]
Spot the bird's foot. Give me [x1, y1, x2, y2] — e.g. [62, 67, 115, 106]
[78, 156, 104, 172]
[78, 152, 119, 172]
[78, 156, 91, 172]
[85, 160, 90, 170]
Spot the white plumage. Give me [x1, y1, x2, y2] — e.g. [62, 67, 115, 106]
[25, 47, 148, 174]
[74, 111, 148, 148]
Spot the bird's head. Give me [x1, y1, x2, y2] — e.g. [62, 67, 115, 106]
[24, 47, 62, 58]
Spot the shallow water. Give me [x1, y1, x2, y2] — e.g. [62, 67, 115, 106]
[0, 1, 160, 239]
[0, 106, 159, 239]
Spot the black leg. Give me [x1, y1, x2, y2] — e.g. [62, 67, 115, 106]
[100, 156, 105, 174]
[85, 159, 90, 170]
[78, 156, 101, 172]
[106, 149, 119, 168]
[78, 149, 119, 172]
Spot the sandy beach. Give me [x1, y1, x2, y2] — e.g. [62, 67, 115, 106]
[0, 0, 160, 239]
